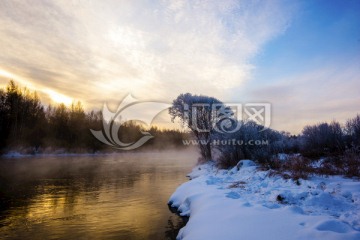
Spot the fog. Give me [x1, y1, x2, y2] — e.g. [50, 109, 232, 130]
[0, 149, 199, 240]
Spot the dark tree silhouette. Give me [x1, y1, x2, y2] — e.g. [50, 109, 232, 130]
[0, 80, 189, 154]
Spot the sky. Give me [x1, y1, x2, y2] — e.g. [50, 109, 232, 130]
[0, 0, 359, 134]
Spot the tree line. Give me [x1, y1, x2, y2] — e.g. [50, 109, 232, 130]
[0, 81, 187, 154]
[1, 81, 358, 177]
[169, 93, 360, 177]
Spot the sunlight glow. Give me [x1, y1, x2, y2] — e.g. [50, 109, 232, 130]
[0, 68, 36, 88]
[44, 89, 73, 106]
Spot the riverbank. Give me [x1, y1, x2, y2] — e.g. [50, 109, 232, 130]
[168, 160, 360, 240]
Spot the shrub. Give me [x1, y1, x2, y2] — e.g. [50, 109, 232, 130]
[282, 155, 313, 180]
[267, 156, 283, 170]
[268, 155, 313, 180]
[214, 121, 284, 168]
[301, 121, 345, 158]
[216, 148, 244, 169]
[345, 114, 360, 147]
[317, 157, 343, 176]
[342, 147, 360, 178]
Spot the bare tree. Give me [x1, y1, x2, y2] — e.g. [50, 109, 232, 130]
[302, 121, 344, 157]
[345, 114, 360, 147]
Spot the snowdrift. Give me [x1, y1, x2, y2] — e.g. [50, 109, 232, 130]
[169, 160, 360, 240]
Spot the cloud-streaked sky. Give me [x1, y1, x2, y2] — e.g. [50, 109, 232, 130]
[0, 0, 359, 133]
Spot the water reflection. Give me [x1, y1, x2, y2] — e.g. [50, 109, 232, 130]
[165, 216, 188, 240]
[0, 150, 197, 239]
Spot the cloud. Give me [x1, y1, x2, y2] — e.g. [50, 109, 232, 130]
[247, 60, 360, 133]
[0, 0, 294, 109]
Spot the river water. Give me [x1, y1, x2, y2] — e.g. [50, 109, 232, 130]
[0, 150, 197, 240]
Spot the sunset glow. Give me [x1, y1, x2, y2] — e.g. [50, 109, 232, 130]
[0, 2, 359, 240]
[44, 89, 73, 106]
[0, 1, 359, 133]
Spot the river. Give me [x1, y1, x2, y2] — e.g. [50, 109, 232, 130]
[0, 150, 197, 239]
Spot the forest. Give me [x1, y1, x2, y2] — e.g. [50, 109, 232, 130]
[0, 80, 187, 154]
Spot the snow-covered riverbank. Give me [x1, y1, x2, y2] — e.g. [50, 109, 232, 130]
[168, 160, 360, 240]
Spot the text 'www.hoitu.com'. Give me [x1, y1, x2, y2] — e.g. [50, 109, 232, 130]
[182, 139, 270, 146]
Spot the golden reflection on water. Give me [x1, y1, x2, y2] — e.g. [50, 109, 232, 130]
[0, 150, 197, 239]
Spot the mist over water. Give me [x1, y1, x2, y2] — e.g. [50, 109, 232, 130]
[0, 149, 198, 240]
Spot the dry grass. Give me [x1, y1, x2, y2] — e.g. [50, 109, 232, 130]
[228, 181, 247, 188]
[342, 148, 360, 177]
[267, 148, 359, 180]
[267, 155, 314, 180]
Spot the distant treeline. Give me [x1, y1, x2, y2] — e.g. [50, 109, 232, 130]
[1, 81, 359, 177]
[0, 81, 188, 154]
[170, 93, 360, 177]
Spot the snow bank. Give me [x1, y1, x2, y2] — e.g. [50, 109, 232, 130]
[169, 160, 360, 240]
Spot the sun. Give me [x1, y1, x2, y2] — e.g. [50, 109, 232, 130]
[44, 89, 73, 106]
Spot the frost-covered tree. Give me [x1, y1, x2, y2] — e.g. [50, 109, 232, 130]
[169, 93, 223, 161]
[214, 121, 283, 168]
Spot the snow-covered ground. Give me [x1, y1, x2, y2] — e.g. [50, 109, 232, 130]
[169, 160, 360, 240]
